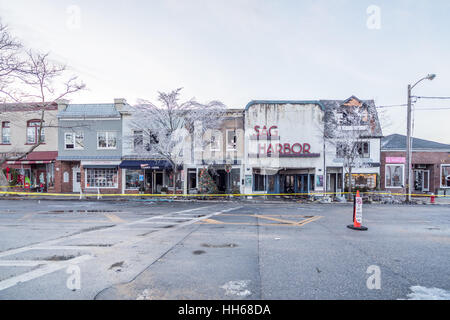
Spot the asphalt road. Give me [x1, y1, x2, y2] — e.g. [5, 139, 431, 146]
[0, 199, 449, 300]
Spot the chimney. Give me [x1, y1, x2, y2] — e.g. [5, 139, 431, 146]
[56, 99, 69, 112]
[114, 98, 127, 112]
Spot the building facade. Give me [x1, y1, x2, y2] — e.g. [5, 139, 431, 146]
[0, 103, 58, 192]
[55, 99, 125, 194]
[120, 103, 177, 194]
[322, 97, 382, 194]
[381, 134, 450, 195]
[242, 97, 382, 196]
[184, 109, 245, 194]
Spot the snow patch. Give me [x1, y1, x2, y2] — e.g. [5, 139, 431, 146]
[136, 289, 151, 300]
[406, 286, 450, 300]
[221, 280, 251, 297]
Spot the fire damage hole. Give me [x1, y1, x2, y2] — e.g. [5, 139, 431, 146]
[201, 243, 238, 248]
[193, 250, 206, 255]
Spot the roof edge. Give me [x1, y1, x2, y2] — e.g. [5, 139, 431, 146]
[245, 100, 325, 111]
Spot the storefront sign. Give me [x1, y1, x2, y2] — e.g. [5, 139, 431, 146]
[386, 157, 406, 164]
[253, 125, 316, 157]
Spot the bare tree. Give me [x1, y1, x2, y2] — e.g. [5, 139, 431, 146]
[0, 21, 85, 188]
[129, 88, 226, 195]
[0, 21, 23, 103]
[324, 100, 381, 199]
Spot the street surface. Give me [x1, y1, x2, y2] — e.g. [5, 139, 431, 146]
[0, 199, 449, 300]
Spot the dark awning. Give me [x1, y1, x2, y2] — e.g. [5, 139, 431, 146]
[119, 160, 173, 170]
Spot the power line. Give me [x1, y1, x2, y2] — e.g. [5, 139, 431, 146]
[376, 104, 407, 108]
[415, 96, 450, 100]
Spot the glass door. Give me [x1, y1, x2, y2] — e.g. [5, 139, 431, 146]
[423, 170, 430, 192]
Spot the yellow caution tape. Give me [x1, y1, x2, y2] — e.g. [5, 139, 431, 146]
[0, 190, 449, 197]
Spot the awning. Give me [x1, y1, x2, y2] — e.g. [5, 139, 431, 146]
[81, 161, 121, 169]
[119, 160, 173, 170]
[6, 160, 53, 165]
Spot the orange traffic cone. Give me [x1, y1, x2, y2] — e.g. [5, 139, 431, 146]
[347, 190, 368, 231]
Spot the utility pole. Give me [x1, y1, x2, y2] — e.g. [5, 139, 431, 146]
[405, 74, 436, 204]
[405, 85, 412, 203]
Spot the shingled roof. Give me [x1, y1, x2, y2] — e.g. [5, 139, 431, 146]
[382, 134, 450, 151]
[57, 103, 121, 118]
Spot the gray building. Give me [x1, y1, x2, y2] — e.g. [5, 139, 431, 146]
[55, 99, 126, 193]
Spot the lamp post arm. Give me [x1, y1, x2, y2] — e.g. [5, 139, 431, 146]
[411, 77, 428, 90]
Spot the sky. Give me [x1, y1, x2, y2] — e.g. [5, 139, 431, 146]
[0, 0, 449, 143]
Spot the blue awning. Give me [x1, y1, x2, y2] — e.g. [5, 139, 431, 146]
[119, 160, 173, 170]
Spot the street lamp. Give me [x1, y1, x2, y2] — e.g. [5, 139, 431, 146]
[406, 74, 436, 203]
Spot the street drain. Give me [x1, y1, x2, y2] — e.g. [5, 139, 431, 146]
[201, 243, 238, 248]
[193, 250, 206, 255]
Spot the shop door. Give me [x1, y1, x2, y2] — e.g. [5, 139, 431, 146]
[72, 168, 81, 193]
[284, 175, 295, 194]
[423, 170, 430, 192]
[154, 171, 163, 193]
[297, 175, 309, 194]
[267, 175, 277, 194]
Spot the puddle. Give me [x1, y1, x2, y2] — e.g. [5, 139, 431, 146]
[68, 244, 113, 247]
[80, 225, 115, 232]
[44, 210, 122, 214]
[41, 254, 77, 261]
[109, 261, 124, 270]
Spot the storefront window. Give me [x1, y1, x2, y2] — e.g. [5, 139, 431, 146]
[2, 122, 10, 144]
[46, 163, 54, 188]
[126, 170, 141, 190]
[386, 164, 404, 188]
[85, 168, 118, 188]
[442, 165, 450, 188]
[345, 173, 377, 189]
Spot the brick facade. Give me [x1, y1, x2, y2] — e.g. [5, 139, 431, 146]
[381, 151, 450, 194]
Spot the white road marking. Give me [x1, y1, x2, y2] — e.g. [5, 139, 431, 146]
[0, 205, 242, 292]
[0, 255, 93, 291]
[0, 260, 49, 267]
